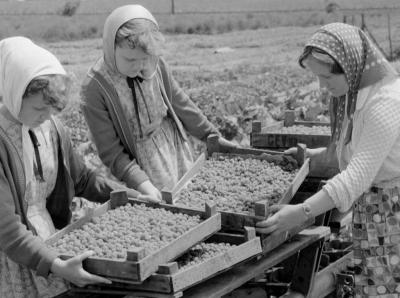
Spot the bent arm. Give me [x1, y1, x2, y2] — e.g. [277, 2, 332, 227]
[159, 59, 219, 141]
[323, 94, 400, 212]
[80, 77, 149, 189]
[0, 163, 58, 277]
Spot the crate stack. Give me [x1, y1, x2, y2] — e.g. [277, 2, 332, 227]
[53, 133, 323, 297]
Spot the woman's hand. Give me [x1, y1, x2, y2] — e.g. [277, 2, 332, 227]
[51, 251, 111, 287]
[256, 204, 308, 235]
[137, 180, 162, 202]
[284, 147, 326, 160]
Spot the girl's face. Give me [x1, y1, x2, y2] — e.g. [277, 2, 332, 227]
[304, 56, 349, 97]
[115, 44, 158, 78]
[19, 92, 53, 128]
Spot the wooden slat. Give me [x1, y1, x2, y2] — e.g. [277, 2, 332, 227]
[260, 217, 315, 252]
[278, 158, 310, 204]
[71, 287, 183, 298]
[137, 213, 221, 281]
[162, 153, 207, 203]
[169, 237, 262, 292]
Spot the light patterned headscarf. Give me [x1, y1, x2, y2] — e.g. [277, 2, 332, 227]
[305, 23, 398, 144]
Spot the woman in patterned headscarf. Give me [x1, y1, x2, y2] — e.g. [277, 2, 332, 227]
[257, 23, 400, 297]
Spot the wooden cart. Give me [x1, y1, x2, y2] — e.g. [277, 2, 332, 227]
[46, 191, 221, 283]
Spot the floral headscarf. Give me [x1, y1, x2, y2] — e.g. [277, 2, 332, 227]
[305, 23, 398, 144]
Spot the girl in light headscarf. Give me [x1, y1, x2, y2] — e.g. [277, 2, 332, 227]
[0, 37, 149, 297]
[256, 23, 400, 297]
[81, 5, 235, 201]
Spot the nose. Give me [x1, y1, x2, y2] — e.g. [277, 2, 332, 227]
[318, 78, 329, 90]
[40, 108, 52, 122]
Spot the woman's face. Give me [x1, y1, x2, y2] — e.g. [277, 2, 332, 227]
[19, 92, 53, 128]
[304, 56, 349, 97]
[115, 44, 157, 78]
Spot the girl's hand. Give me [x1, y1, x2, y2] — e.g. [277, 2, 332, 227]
[137, 193, 161, 203]
[137, 180, 162, 202]
[255, 204, 308, 235]
[51, 251, 111, 287]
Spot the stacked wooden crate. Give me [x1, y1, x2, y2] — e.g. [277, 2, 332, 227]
[251, 110, 339, 179]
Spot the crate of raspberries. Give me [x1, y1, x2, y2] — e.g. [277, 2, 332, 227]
[162, 135, 310, 238]
[251, 110, 331, 150]
[46, 190, 221, 283]
[79, 227, 262, 295]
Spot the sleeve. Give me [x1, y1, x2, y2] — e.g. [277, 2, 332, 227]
[0, 159, 58, 277]
[159, 59, 220, 141]
[80, 76, 149, 189]
[323, 92, 400, 212]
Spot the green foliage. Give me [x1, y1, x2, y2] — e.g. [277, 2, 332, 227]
[59, 0, 81, 17]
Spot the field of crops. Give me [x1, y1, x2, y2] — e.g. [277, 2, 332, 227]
[1, 0, 400, 15]
[43, 24, 399, 169]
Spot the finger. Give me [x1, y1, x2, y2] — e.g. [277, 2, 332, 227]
[256, 224, 278, 235]
[283, 147, 297, 155]
[83, 272, 112, 285]
[73, 250, 94, 263]
[140, 194, 160, 203]
[256, 216, 277, 228]
[269, 204, 284, 213]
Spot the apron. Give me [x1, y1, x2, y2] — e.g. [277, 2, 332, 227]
[352, 186, 400, 297]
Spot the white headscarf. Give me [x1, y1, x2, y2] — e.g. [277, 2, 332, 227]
[103, 5, 158, 71]
[0, 36, 66, 185]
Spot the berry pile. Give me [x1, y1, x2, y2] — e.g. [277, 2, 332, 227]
[268, 125, 331, 135]
[177, 242, 236, 271]
[176, 155, 298, 214]
[50, 204, 201, 259]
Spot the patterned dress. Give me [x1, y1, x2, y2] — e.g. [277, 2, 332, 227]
[0, 119, 69, 298]
[97, 62, 193, 190]
[353, 187, 400, 297]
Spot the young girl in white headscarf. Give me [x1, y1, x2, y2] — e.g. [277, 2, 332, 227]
[0, 37, 148, 297]
[81, 5, 235, 201]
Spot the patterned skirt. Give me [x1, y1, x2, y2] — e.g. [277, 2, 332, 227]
[353, 186, 400, 297]
[0, 251, 69, 298]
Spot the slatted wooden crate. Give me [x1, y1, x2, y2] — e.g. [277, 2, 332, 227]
[251, 110, 331, 150]
[45, 191, 221, 283]
[161, 135, 311, 252]
[74, 227, 262, 296]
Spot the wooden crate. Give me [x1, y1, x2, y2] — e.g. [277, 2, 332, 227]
[46, 191, 221, 283]
[77, 227, 262, 295]
[161, 135, 310, 237]
[251, 111, 331, 150]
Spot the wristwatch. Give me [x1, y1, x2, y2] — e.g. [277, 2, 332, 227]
[301, 202, 313, 220]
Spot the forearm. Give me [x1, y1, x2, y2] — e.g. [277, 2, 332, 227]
[303, 189, 337, 217]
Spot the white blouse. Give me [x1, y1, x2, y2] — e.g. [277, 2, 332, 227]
[323, 76, 400, 212]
